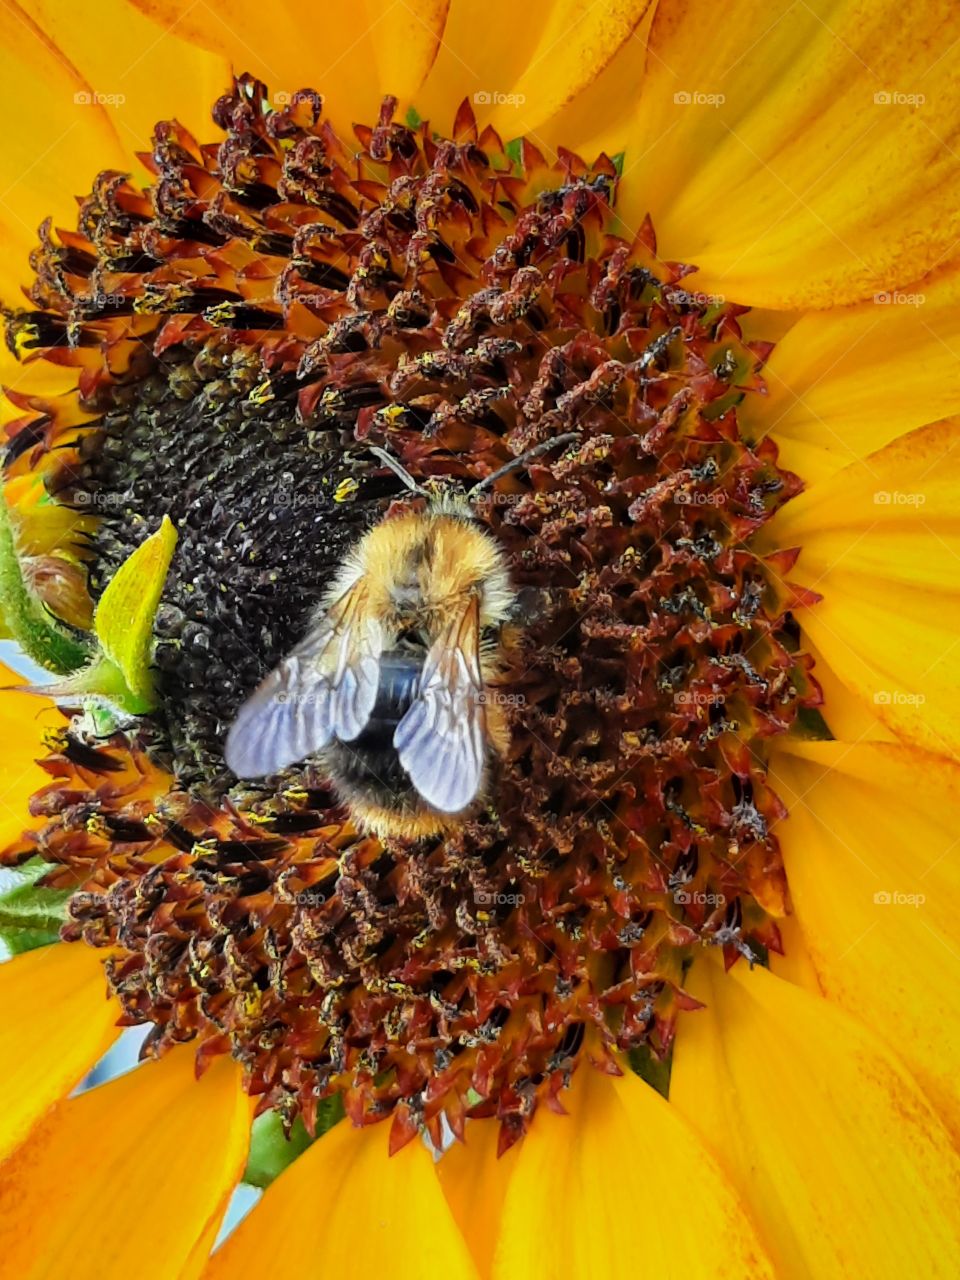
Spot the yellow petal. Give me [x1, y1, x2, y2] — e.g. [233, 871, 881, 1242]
[615, 0, 960, 308]
[745, 267, 960, 484]
[438, 1121, 517, 1279]
[0, 1049, 250, 1280]
[126, 0, 387, 129]
[204, 1120, 478, 1279]
[766, 418, 960, 758]
[671, 957, 960, 1279]
[468, 1, 651, 140]
[492, 1064, 775, 1279]
[0, 664, 60, 849]
[0, 2, 124, 299]
[769, 738, 960, 1138]
[360, 0, 449, 103]
[799, 632, 894, 744]
[0, 942, 119, 1162]
[19, 0, 229, 159]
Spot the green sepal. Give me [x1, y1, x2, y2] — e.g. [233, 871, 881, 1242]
[405, 105, 422, 129]
[0, 857, 72, 958]
[627, 1043, 672, 1099]
[792, 706, 834, 741]
[0, 489, 92, 674]
[504, 137, 523, 170]
[242, 1095, 344, 1189]
[92, 515, 177, 708]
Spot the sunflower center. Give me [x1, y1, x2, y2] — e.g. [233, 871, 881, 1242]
[3, 77, 818, 1150]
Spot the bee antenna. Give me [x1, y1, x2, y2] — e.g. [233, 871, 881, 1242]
[367, 446, 429, 497]
[468, 432, 582, 497]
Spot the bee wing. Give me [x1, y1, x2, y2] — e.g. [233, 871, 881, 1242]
[393, 596, 486, 813]
[225, 580, 382, 778]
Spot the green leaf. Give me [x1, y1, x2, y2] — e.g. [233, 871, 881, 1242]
[0, 857, 72, 958]
[405, 105, 422, 129]
[504, 137, 523, 169]
[242, 1096, 344, 1189]
[0, 488, 91, 673]
[627, 1043, 672, 1099]
[610, 150, 625, 177]
[93, 515, 177, 708]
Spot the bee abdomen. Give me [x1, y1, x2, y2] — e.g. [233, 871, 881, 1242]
[369, 652, 422, 727]
[325, 651, 424, 812]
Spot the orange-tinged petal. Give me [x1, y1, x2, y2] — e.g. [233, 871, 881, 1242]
[204, 1120, 478, 1279]
[414, 0, 556, 130]
[471, 1, 651, 140]
[0, 1049, 250, 1280]
[0, 665, 62, 850]
[127, 0, 387, 130]
[0, 942, 119, 1162]
[766, 419, 960, 758]
[360, 0, 448, 104]
[769, 738, 960, 1138]
[672, 957, 960, 1279]
[536, 4, 654, 161]
[438, 1120, 517, 1279]
[615, 0, 960, 308]
[492, 1063, 775, 1279]
[745, 266, 960, 484]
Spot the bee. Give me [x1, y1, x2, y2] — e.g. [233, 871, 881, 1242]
[224, 436, 578, 838]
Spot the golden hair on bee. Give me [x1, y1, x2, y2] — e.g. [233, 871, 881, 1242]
[224, 436, 577, 838]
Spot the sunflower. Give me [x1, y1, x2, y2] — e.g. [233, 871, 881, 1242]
[0, 1, 959, 1276]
